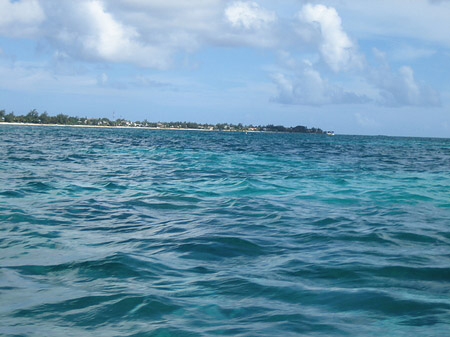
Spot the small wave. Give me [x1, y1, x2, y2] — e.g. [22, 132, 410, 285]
[126, 198, 200, 210]
[103, 182, 127, 190]
[368, 265, 450, 282]
[14, 253, 165, 280]
[13, 293, 181, 325]
[178, 236, 266, 260]
[66, 184, 101, 192]
[0, 190, 25, 198]
[23, 181, 53, 193]
[391, 231, 443, 244]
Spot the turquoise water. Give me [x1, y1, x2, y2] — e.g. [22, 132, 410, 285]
[1, 125, 449, 336]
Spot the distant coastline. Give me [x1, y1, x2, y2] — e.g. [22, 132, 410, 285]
[0, 109, 334, 134]
[0, 121, 220, 132]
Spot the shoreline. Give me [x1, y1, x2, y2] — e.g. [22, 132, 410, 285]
[0, 122, 258, 132]
[0, 122, 336, 135]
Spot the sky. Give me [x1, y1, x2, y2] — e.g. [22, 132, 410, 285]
[0, 0, 449, 137]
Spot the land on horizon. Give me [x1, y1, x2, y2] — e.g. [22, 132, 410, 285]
[0, 109, 333, 134]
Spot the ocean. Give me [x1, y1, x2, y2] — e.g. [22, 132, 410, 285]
[1, 125, 449, 336]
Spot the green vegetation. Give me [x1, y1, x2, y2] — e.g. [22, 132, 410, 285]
[0, 109, 332, 134]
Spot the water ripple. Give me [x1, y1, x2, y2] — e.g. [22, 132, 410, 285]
[0, 125, 449, 336]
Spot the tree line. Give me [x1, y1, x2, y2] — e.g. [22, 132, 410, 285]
[0, 109, 330, 134]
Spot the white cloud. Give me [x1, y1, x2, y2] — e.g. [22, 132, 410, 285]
[106, 0, 224, 51]
[0, 0, 45, 37]
[0, 0, 279, 68]
[41, 0, 173, 69]
[298, 3, 362, 72]
[369, 51, 440, 107]
[376, 66, 440, 107]
[272, 60, 369, 106]
[225, 1, 276, 30]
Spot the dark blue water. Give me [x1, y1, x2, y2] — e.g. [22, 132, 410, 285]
[1, 125, 449, 336]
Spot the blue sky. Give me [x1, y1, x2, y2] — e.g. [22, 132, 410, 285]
[0, 0, 449, 137]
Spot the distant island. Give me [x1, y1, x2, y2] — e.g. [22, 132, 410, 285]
[0, 109, 334, 134]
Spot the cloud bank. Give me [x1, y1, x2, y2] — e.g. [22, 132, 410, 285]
[272, 60, 369, 106]
[369, 50, 440, 107]
[271, 3, 440, 107]
[0, 0, 444, 108]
